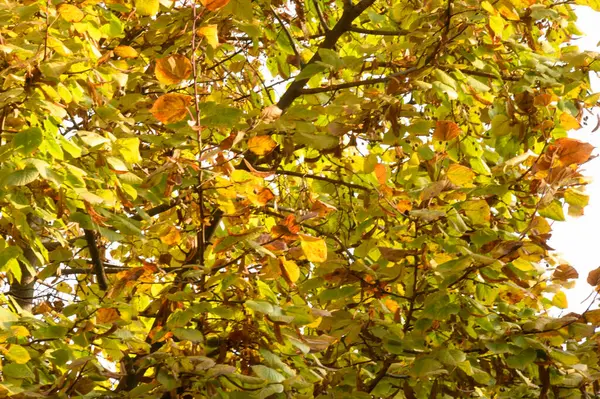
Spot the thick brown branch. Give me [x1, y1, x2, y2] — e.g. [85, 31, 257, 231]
[83, 229, 108, 291]
[252, 166, 371, 191]
[277, 0, 376, 110]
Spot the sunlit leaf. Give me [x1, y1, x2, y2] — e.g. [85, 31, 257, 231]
[248, 135, 277, 155]
[58, 4, 85, 22]
[155, 54, 193, 85]
[433, 120, 462, 141]
[199, 0, 230, 11]
[299, 234, 327, 263]
[150, 93, 192, 123]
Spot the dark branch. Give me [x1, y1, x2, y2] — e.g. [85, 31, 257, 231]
[83, 229, 108, 291]
[349, 25, 409, 36]
[277, 0, 376, 110]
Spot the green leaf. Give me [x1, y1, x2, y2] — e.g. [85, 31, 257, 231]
[4, 168, 39, 186]
[411, 357, 445, 377]
[505, 348, 536, 369]
[13, 127, 43, 154]
[251, 365, 286, 383]
[115, 137, 142, 164]
[5, 345, 31, 364]
[539, 200, 565, 221]
[293, 131, 339, 150]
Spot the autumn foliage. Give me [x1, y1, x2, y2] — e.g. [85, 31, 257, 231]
[1, 0, 600, 398]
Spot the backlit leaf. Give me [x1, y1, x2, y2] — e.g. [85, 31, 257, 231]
[433, 120, 461, 141]
[197, 25, 219, 48]
[134, 0, 159, 16]
[150, 93, 192, 123]
[114, 45, 138, 59]
[58, 4, 85, 22]
[587, 266, 600, 287]
[299, 234, 327, 263]
[446, 164, 475, 187]
[200, 0, 230, 11]
[248, 135, 277, 155]
[551, 138, 594, 166]
[155, 54, 193, 85]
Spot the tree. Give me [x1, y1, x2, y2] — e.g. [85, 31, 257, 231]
[1, 0, 600, 397]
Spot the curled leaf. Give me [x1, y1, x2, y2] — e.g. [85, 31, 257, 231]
[150, 93, 192, 124]
[155, 54, 193, 85]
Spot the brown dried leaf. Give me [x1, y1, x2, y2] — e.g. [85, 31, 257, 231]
[587, 266, 600, 287]
[552, 264, 579, 281]
[551, 138, 594, 167]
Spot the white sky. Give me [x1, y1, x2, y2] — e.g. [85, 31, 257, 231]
[549, 6, 600, 312]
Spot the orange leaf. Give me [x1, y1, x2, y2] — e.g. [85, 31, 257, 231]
[311, 199, 337, 217]
[433, 120, 462, 141]
[114, 45, 138, 59]
[551, 138, 594, 167]
[97, 308, 120, 324]
[299, 234, 327, 263]
[256, 187, 274, 205]
[374, 163, 387, 185]
[248, 135, 277, 156]
[587, 266, 600, 287]
[155, 54, 192, 85]
[150, 93, 192, 124]
[446, 163, 475, 187]
[160, 226, 181, 245]
[58, 4, 85, 22]
[199, 0, 230, 11]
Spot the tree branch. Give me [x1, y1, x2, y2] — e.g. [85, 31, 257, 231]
[83, 229, 108, 291]
[349, 25, 409, 36]
[277, 0, 376, 110]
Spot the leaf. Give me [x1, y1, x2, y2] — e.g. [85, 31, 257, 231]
[134, 0, 160, 16]
[587, 266, 600, 287]
[539, 200, 565, 222]
[583, 309, 600, 323]
[299, 234, 327, 263]
[552, 264, 578, 281]
[200, 0, 231, 11]
[13, 127, 43, 154]
[96, 308, 120, 324]
[489, 15, 505, 36]
[506, 348, 537, 369]
[155, 54, 193, 85]
[160, 226, 181, 245]
[252, 365, 285, 382]
[114, 45, 138, 59]
[280, 258, 300, 283]
[374, 163, 387, 185]
[150, 93, 192, 123]
[5, 345, 30, 364]
[411, 358, 445, 378]
[446, 164, 475, 187]
[559, 113, 581, 130]
[433, 121, 461, 141]
[551, 138, 594, 167]
[4, 168, 39, 186]
[58, 4, 85, 22]
[197, 25, 219, 48]
[248, 135, 277, 155]
[552, 291, 568, 309]
[172, 328, 204, 343]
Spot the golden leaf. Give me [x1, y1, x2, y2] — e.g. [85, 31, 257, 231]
[299, 234, 327, 263]
[248, 135, 277, 156]
[96, 308, 120, 324]
[552, 291, 568, 309]
[280, 258, 300, 284]
[58, 4, 85, 22]
[311, 199, 337, 217]
[150, 93, 192, 124]
[114, 45, 138, 59]
[433, 120, 462, 141]
[446, 163, 475, 187]
[155, 54, 193, 85]
[197, 25, 219, 48]
[199, 0, 230, 11]
[160, 226, 181, 245]
[134, 0, 159, 16]
[559, 113, 581, 131]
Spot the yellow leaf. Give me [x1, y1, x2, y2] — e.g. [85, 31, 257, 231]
[480, 1, 496, 14]
[10, 326, 30, 338]
[498, 5, 520, 21]
[58, 4, 85, 22]
[155, 54, 193, 85]
[385, 298, 400, 313]
[552, 291, 568, 309]
[299, 234, 327, 263]
[114, 45, 138, 59]
[134, 0, 159, 16]
[197, 25, 219, 48]
[160, 226, 181, 245]
[584, 309, 600, 324]
[280, 258, 300, 283]
[461, 199, 490, 225]
[248, 135, 277, 156]
[199, 0, 230, 11]
[150, 93, 192, 124]
[306, 317, 322, 328]
[446, 164, 475, 187]
[559, 113, 581, 131]
[5, 345, 30, 364]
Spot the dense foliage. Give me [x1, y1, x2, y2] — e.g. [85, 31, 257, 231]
[1, 0, 600, 397]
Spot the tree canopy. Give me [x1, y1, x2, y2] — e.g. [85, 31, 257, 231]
[1, 0, 600, 397]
